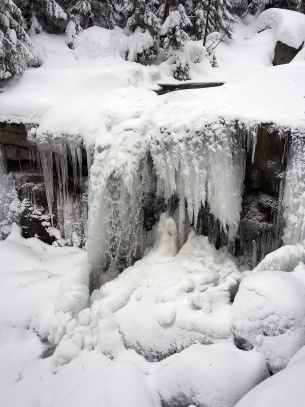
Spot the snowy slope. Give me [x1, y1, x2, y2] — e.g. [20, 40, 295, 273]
[0, 219, 269, 407]
[0, 12, 304, 149]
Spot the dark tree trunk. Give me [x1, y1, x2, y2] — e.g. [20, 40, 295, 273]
[163, 0, 171, 23]
[203, 0, 211, 46]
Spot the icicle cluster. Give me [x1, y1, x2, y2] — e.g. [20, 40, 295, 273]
[88, 121, 256, 287]
[28, 129, 88, 246]
[283, 132, 305, 245]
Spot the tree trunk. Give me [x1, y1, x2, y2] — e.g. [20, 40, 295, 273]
[163, 0, 171, 23]
[203, 0, 211, 46]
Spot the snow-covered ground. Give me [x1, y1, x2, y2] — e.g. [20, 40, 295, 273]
[1, 8, 305, 407]
[1, 10, 305, 144]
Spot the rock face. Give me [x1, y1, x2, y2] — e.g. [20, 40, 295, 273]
[273, 41, 304, 65]
[0, 122, 30, 161]
[236, 125, 288, 264]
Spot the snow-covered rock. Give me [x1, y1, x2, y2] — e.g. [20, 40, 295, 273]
[253, 244, 305, 272]
[153, 342, 269, 407]
[254, 8, 305, 50]
[232, 262, 305, 372]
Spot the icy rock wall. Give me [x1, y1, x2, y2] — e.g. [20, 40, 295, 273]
[28, 129, 89, 246]
[283, 132, 305, 245]
[88, 121, 261, 288]
[237, 125, 289, 262]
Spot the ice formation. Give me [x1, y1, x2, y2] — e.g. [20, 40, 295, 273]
[51, 214, 242, 364]
[87, 120, 254, 286]
[283, 133, 305, 245]
[28, 128, 89, 246]
[18, 119, 305, 285]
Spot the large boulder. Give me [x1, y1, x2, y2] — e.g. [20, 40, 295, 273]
[153, 343, 269, 407]
[232, 260, 305, 373]
[273, 40, 303, 65]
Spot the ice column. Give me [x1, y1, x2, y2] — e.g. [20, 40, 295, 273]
[283, 133, 305, 245]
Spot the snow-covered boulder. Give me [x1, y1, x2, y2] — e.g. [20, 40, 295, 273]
[153, 342, 269, 407]
[253, 244, 305, 272]
[254, 9, 305, 65]
[255, 8, 305, 50]
[232, 262, 305, 372]
[236, 345, 305, 407]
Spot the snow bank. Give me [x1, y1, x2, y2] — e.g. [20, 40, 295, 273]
[236, 345, 305, 407]
[0, 224, 90, 338]
[254, 8, 305, 49]
[0, 349, 160, 407]
[154, 342, 269, 407]
[233, 261, 305, 372]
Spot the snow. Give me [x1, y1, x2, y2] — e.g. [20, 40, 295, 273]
[1, 9, 305, 407]
[55, 214, 242, 364]
[254, 8, 305, 49]
[1, 14, 305, 143]
[233, 257, 305, 373]
[0, 224, 89, 337]
[154, 342, 269, 407]
[236, 345, 305, 407]
[0, 219, 268, 407]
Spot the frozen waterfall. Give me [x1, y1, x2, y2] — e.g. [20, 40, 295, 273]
[87, 121, 255, 287]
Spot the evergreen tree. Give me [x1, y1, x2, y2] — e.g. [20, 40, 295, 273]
[0, 0, 39, 80]
[15, 0, 67, 34]
[206, 0, 235, 40]
[160, 3, 191, 80]
[191, 0, 208, 40]
[126, 0, 160, 35]
[90, 0, 121, 29]
[65, 0, 92, 48]
[189, 0, 235, 41]
[124, 0, 160, 60]
[245, 0, 304, 14]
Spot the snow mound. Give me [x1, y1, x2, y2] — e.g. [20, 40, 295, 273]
[154, 342, 269, 407]
[236, 345, 305, 407]
[254, 8, 305, 49]
[53, 214, 242, 365]
[253, 244, 305, 272]
[233, 263, 305, 373]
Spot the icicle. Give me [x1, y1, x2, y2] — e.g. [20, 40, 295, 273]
[39, 148, 54, 221]
[252, 240, 257, 269]
[251, 128, 258, 164]
[27, 129, 87, 245]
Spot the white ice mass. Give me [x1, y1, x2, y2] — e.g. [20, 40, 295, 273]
[1, 6, 305, 407]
